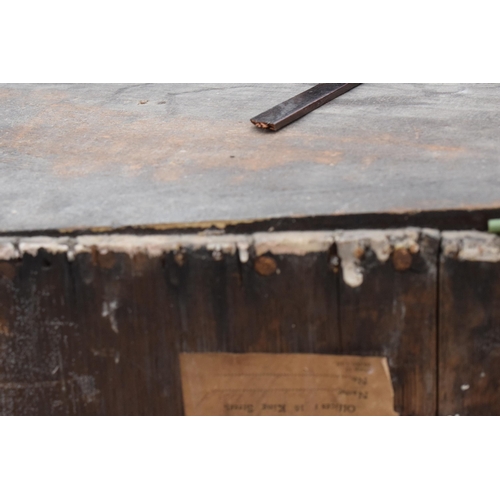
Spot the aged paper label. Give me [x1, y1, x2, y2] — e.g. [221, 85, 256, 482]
[180, 353, 398, 416]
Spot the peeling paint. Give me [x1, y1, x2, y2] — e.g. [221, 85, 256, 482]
[75, 234, 252, 258]
[0, 240, 19, 260]
[102, 300, 119, 333]
[253, 231, 335, 256]
[0, 228, 472, 289]
[237, 241, 250, 263]
[336, 237, 365, 288]
[18, 237, 71, 257]
[336, 229, 429, 288]
[442, 231, 500, 262]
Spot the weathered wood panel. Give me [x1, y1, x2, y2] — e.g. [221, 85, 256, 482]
[0, 240, 77, 415]
[439, 231, 500, 416]
[337, 229, 440, 415]
[67, 250, 183, 415]
[0, 233, 342, 415]
[0, 229, 442, 415]
[228, 232, 340, 354]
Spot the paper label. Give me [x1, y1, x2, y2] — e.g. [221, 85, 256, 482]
[180, 353, 398, 416]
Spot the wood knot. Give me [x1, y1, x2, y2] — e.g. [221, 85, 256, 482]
[254, 256, 278, 276]
[392, 248, 412, 271]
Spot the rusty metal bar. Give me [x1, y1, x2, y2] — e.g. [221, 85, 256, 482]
[251, 83, 362, 131]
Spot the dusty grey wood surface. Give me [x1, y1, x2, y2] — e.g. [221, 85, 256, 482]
[1, 83, 499, 233]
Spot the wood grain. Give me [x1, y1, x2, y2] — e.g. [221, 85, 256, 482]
[337, 229, 440, 415]
[439, 232, 500, 415]
[0, 230, 442, 415]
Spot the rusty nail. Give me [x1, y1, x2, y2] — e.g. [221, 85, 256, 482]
[392, 248, 412, 271]
[254, 256, 278, 276]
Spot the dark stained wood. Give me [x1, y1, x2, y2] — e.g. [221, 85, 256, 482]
[0, 247, 187, 415]
[9, 229, 500, 416]
[66, 251, 184, 415]
[439, 232, 500, 416]
[0, 250, 76, 415]
[337, 230, 440, 415]
[229, 252, 340, 355]
[0, 233, 340, 415]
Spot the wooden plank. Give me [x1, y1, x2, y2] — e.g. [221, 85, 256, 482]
[68, 249, 183, 415]
[228, 232, 340, 354]
[336, 229, 440, 415]
[15, 229, 500, 416]
[439, 231, 500, 415]
[0, 239, 77, 415]
[0, 233, 341, 415]
[1, 84, 500, 234]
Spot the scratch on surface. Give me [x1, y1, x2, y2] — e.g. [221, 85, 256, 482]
[71, 374, 100, 404]
[102, 300, 119, 333]
[91, 348, 121, 364]
[0, 381, 60, 389]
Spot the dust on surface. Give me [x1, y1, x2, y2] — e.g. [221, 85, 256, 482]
[1, 87, 471, 185]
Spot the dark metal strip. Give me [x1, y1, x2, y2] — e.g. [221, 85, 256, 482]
[250, 83, 362, 131]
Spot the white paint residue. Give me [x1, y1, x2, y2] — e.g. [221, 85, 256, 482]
[336, 236, 366, 288]
[1, 229, 441, 290]
[19, 236, 69, 256]
[206, 241, 237, 257]
[75, 234, 251, 258]
[18, 237, 70, 256]
[461, 384, 470, 391]
[341, 259, 364, 287]
[336, 229, 426, 288]
[442, 231, 500, 262]
[237, 242, 250, 263]
[102, 300, 119, 333]
[370, 235, 392, 262]
[0, 240, 19, 260]
[253, 231, 335, 256]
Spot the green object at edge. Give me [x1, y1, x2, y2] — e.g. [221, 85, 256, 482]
[488, 219, 500, 233]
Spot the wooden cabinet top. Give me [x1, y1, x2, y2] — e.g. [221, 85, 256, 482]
[1, 83, 499, 233]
